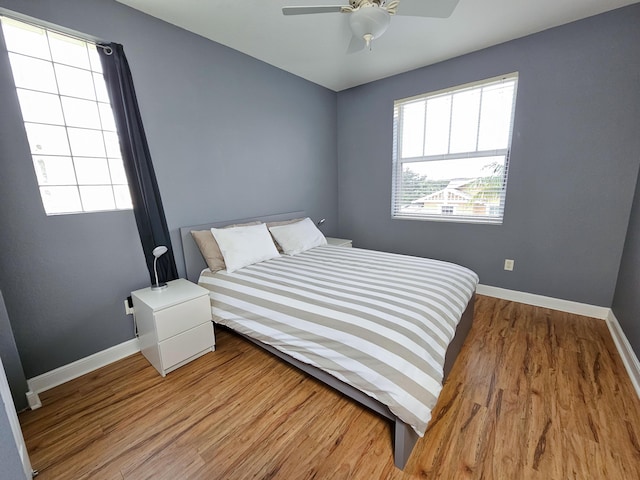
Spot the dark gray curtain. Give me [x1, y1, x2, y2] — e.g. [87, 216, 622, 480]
[98, 43, 178, 284]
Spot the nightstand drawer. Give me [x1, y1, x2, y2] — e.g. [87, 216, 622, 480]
[155, 295, 210, 341]
[159, 321, 214, 370]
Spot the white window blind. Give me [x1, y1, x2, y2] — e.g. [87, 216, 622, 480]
[392, 73, 518, 224]
[0, 16, 132, 215]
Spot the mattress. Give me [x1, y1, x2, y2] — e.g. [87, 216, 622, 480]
[198, 245, 478, 435]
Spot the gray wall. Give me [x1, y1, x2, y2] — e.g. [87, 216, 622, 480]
[613, 164, 640, 357]
[0, 291, 28, 411]
[336, 4, 640, 307]
[0, 0, 337, 378]
[1, 0, 637, 376]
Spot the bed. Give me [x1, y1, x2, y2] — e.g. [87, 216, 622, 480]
[179, 212, 478, 469]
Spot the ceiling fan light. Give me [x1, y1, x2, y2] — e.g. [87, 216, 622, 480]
[349, 6, 390, 41]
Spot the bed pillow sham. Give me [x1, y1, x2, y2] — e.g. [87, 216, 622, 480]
[191, 221, 261, 272]
[265, 218, 304, 252]
[268, 217, 327, 256]
[211, 223, 280, 273]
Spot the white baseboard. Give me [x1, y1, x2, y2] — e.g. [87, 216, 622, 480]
[24, 286, 639, 404]
[25, 390, 41, 410]
[606, 310, 640, 399]
[476, 284, 610, 319]
[27, 337, 140, 395]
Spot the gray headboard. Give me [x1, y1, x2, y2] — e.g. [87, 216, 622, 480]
[179, 211, 306, 283]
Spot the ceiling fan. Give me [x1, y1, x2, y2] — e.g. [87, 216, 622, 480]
[282, 0, 461, 51]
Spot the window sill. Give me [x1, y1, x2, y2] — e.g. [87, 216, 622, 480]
[392, 214, 503, 225]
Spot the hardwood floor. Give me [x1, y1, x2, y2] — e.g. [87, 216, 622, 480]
[19, 295, 640, 479]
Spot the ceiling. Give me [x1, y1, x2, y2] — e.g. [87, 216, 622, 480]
[116, 0, 638, 92]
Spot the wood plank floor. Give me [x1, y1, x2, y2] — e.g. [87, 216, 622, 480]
[19, 295, 640, 479]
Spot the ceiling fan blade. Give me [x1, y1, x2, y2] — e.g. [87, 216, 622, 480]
[395, 0, 461, 18]
[346, 35, 365, 54]
[282, 6, 343, 15]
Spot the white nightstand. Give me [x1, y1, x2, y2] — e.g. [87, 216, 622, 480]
[131, 278, 215, 377]
[326, 237, 352, 248]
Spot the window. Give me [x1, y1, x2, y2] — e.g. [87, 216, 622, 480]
[392, 73, 518, 224]
[441, 205, 454, 216]
[0, 17, 131, 215]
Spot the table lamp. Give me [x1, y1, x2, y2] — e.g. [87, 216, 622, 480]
[151, 245, 168, 291]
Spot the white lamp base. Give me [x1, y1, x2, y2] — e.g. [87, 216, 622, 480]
[151, 283, 168, 291]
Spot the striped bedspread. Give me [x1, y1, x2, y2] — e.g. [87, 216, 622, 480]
[198, 245, 478, 435]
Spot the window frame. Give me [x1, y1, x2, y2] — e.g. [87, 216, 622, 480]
[391, 73, 518, 225]
[0, 15, 131, 216]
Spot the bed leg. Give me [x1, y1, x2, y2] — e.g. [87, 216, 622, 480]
[393, 418, 419, 470]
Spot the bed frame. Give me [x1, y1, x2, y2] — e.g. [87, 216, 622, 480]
[179, 212, 475, 470]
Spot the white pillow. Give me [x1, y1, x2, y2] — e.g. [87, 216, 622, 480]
[211, 223, 279, 273]
[268, 217, 327, 256]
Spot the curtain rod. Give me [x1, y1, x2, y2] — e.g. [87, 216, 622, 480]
[0, 11, 113, 55]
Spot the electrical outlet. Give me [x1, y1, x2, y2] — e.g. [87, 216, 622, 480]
[124, 298, 134, 315]
[504, 259, 514, 271]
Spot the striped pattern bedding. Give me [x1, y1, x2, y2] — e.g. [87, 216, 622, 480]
[198, 245, 478, 435]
